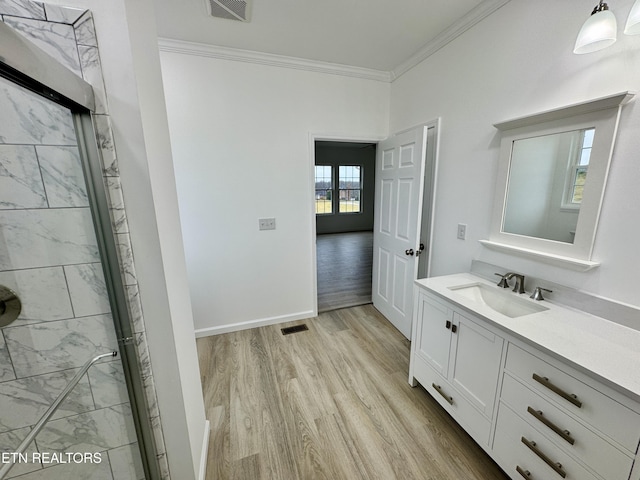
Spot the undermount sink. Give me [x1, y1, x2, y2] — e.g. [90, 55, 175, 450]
[448, 283, 549, 318]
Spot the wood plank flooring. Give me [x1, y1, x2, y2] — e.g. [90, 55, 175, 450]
[316, 232, 373, 313]
[197, 305, 510, 480]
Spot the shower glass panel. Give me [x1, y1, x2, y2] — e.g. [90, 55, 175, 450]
[0, 75, 144, 479]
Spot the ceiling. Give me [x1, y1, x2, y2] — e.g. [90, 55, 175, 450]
[152, 0, 509, 73]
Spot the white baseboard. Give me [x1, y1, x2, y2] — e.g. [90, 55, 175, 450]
[194, 310, 316, 337]
[198, 420, 210, 480]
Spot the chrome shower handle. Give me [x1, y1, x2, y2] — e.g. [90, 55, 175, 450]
[0, 285, 21, 327]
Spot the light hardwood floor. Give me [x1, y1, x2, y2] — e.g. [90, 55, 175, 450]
[196, 305, 510, 480]
[316, 232, 373, 313]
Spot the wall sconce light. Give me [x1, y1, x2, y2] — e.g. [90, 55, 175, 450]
[625, 0, 640, 34]
[574, 2, 617, 54]
[574, 0, 640, 54]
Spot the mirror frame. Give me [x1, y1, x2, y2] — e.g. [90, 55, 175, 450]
[482, 92, 634, 270]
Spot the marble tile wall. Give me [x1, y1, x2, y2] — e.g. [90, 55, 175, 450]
[0, 1, 169, 479]
[0, 74, 138, 479]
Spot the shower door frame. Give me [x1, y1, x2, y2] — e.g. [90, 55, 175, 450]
[0, 21, 160, 480]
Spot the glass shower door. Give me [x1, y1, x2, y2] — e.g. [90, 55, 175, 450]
[0, 74, 145, 479]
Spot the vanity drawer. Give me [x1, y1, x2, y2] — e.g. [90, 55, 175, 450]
[500, 373, 633, 480]
[494, 404, 601, 480]
[412, 358, 491, 446]
[505, 344, 640, 452]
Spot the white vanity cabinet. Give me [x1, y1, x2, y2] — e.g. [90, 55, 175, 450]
[410, 290, 505, 446]
[494, 344, 640, 480]
[410, 277, 640, 480]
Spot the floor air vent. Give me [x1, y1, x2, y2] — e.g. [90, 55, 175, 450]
[281, 324, 309, 335]
[206, 0, 251, 22]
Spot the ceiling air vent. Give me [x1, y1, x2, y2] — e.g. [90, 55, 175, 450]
[207, 0, 251, 22]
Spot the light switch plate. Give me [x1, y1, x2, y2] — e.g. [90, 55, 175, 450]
[457, 223, 467, 240]
[259, 218, 276, 231]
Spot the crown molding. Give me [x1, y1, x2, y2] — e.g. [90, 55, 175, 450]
[390, 0, 512, 81]
[158, 0, 511, 84]
[158, 38, 392, 83]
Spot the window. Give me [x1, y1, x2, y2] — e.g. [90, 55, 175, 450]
[338, 165, 362, 213]
[315, 165, 333, 214]
[565, 128, 594, 207]
[315, 164, 364, 216]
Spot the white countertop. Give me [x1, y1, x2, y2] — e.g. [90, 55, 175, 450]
[416, 273, 640, 402]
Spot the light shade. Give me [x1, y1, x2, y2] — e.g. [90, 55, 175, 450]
[574, 8, 617, 54]
[625, 0, 640, 35]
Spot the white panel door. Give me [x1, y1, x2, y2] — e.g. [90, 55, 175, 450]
[372, 127, 427, 338]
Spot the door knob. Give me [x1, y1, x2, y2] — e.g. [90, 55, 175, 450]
[405, 249, 414, 256]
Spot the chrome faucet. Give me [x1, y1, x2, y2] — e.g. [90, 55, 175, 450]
[530, 286, 553, 301]
[504, 272, 526, 294]
[494, 273, 510, 288]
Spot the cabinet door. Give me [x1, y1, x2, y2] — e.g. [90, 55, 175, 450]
[415, 293, 453, 377]
[450, 312, 504, 417]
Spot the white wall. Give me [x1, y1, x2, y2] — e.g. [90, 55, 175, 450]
[159, 51, 390, 333]
[390, 0, 640, 310]
[43, 0, 207, 478]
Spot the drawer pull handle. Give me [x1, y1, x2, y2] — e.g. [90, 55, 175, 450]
[521, 437, 567, 478]
[527, 406, 575, 445]
[516, 466, 532, 478]
[532, 373, 582, 408]
[432, 383, 453, 405]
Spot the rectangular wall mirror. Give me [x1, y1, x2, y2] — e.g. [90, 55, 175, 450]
[502, 127, 594, 244]
[481, 92, 634, 270]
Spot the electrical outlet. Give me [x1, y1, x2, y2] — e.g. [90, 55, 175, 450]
[457, 223, 467, 240]
[259, 217, 276, 231]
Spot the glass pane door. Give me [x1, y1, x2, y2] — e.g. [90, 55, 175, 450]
[0, 75, 144, 479]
